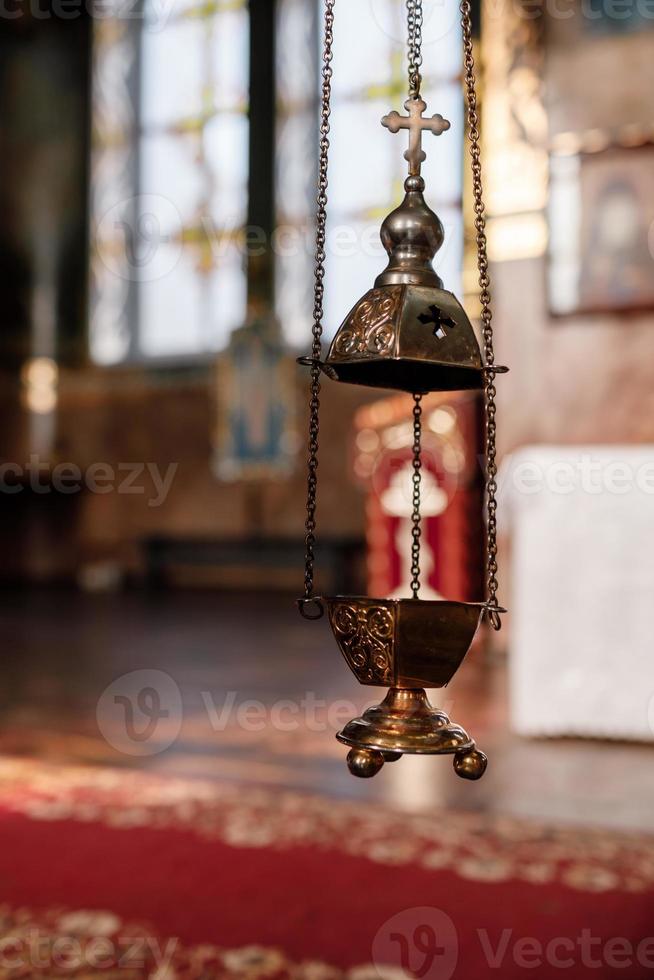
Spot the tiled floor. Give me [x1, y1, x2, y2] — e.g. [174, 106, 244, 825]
[0, 587, 652, 831]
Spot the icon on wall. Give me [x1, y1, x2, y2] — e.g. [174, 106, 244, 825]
[213, 316, 298, 480]
[549, 141, 654, 316]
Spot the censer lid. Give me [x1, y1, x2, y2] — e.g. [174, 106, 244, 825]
[319, 92, 509, 394]
[325, 171, 486, 394]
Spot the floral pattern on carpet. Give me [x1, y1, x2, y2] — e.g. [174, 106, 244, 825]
[0, 757, 652, 895]
[0, 903, 390, 979]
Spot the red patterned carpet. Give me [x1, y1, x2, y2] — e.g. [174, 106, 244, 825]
[0, 758, 653, 978]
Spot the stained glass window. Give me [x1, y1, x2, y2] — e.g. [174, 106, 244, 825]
[91, 2, 461, 361]
[275, 0, 464, 348]
[90, 0, 250, 364]
[89, 6, 138, 366]
[275, 0, 319, 348]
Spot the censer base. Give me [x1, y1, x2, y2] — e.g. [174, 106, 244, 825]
[337, 687, 487, 780]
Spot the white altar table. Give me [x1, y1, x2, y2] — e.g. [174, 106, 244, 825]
[500, 446, 654, 741]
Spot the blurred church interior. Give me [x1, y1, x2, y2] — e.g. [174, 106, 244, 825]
[1, 0, 654, 976]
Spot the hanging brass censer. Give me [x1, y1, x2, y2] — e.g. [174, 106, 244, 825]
[298, 0, 507, 780]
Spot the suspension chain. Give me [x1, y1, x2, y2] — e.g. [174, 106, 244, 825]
[298, 0, 335, 621]
[461, 0, 502, 631]
[410, 393, 423, 599]
[407, 0, 423, 98]
[407, 1, 424, 599]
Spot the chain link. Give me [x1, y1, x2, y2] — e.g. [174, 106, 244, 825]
[298, 0, 335, 619]
[461, 0, 502, 631]
[410, 393, 423, 599]
[406, 0, 423, 599]
[407, 1, 424, 599]
[406, 0, 423, 98]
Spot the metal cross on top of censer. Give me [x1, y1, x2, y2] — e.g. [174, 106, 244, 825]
[381, 98, 450, 175]
[297, 0, 507, 781]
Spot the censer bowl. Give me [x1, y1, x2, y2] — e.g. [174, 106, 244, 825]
[323, 597, 485, 689]
[323, 597, 488, 780]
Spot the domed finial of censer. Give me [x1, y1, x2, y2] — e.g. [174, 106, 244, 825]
[376, 174, 444, 289]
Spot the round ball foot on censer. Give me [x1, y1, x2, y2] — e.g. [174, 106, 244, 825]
[382, 751, 402, 762]
[346, 747, 385, 778]
[453, 747, 488, 781]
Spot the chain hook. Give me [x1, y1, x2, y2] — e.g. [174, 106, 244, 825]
[485, 605, 503, 631]
[297, 597, 325, 621]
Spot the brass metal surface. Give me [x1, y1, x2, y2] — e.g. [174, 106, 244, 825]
[345, 747, 385, 778]
[323, 174, 486, 394]
[324, 596, 485, 689]
[338, 687, 473, 755]
[326, 283, 484, 393]
[337, 687, 486, 779]
[326, 598, 394, 686]
[375, 175, 444, 288]
[453, 747, 488, 780]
